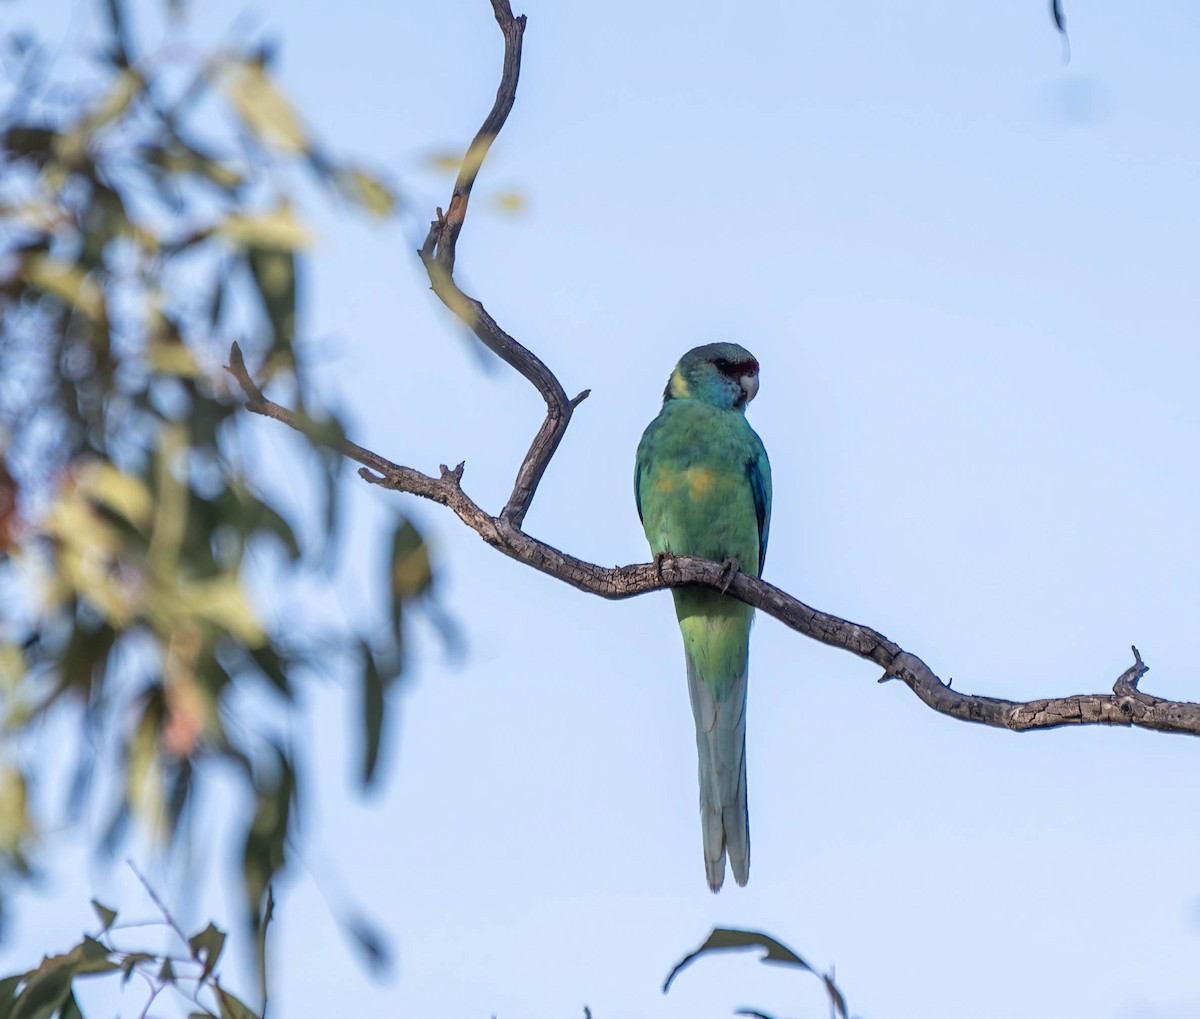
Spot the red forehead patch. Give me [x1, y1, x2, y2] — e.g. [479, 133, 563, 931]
[731, 357, 759, 376]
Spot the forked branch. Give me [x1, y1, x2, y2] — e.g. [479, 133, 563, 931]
[228, 1, 1200, 739]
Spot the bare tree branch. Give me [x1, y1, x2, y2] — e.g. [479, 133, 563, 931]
[226, 2, 1200, 740]
[416, 0, 587, 531]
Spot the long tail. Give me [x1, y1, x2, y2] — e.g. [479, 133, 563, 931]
[682, 621, 750, 893]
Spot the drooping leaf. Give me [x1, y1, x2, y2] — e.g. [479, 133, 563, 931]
[246, 646, 291, 698]
[246, 244, 297, 349]
[360, 640, 384, 787]
[102, 0, 133, 66]
[342, 913, 391, 976]
[242, 748, 293, 934]
[663, 928, 814, 993]
[389, 517, 431, 639]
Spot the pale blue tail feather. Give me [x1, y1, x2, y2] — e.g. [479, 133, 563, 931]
[685, 652, 749, 892]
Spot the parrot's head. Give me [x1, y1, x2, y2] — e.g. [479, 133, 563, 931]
[663, 343, 760, 411]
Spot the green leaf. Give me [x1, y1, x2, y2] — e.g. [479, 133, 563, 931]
[245, 245, 297, 350]
[242, 749, 293, 933]
[89, 900, 117, 933]
[0, 974, 24, 1018]
[390, 518, 432, 639]
[158, 957, 175, 984]
[1, 126, 58, 166]
[74, 938, 117, 975]
[253, 503, 301, 562]
[663, 928, 813, 993]
[10, 936, 115, 1019]
[55, 990, 83, 1019]
[360, 640, 384, 787]
[248, 646, 291, 698]
[187, 923, 226, 981]
[215, 987, 260, 1019]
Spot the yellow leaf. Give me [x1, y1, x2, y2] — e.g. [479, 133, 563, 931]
[424, 151, 464, 173]
[127, 700, 163, 827]
[221, 60, 307, 153]
[82, 463, 153, 530]
[90, 68, 145, 129]
[337, 166, 397, 218]
[148, 424, 188, 575]
[0, 642, 24, 691]
[218, 204, 313, 250]
[491, 190, 526, 214]
[176, 575, 265, 646]
[148, 341, 203, 377]
[21, 254, 106, 321]
[0, 766, 33, 853]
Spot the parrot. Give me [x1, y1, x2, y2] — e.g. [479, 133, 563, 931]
[634, 342, 772, 892]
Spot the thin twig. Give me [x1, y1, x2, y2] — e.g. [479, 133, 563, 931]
[128, 859, 189, 947]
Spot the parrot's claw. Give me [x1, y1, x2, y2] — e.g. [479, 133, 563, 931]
[653, 551, 667, 581]
[717, 557, 742, 594]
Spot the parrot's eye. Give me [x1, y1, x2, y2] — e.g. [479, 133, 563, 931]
[713, 358, 733, 374]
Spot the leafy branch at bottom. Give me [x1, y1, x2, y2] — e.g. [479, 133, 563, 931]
[0, 865, 266, 1019]
[664, 928, 860, 1019]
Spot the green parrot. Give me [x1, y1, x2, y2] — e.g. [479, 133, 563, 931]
[635, 343, 772, 892]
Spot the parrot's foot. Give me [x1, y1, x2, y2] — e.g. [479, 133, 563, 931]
[717, 556, 742, 593]
[653, 551, 668, 581]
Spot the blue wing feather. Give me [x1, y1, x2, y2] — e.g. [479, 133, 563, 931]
[747, 451, 771, 575]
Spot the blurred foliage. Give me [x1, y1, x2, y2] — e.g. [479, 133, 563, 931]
[664, 928, 859, 1019]
[0, 0, 439, 951]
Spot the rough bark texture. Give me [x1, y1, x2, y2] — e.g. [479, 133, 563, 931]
[227, 0, 1200, 740]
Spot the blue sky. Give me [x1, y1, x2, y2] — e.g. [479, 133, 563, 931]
[4, 1, 1200, 1017]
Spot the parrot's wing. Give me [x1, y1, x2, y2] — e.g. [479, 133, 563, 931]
[747, 448, 771, 574]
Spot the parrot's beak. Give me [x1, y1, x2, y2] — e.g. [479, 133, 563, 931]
[739, 373, 759, 403]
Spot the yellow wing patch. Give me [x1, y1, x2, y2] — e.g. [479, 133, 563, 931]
[685, 467, 717, 498]
[667, 366, 691, 399]
[654, 466, 718, 498]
